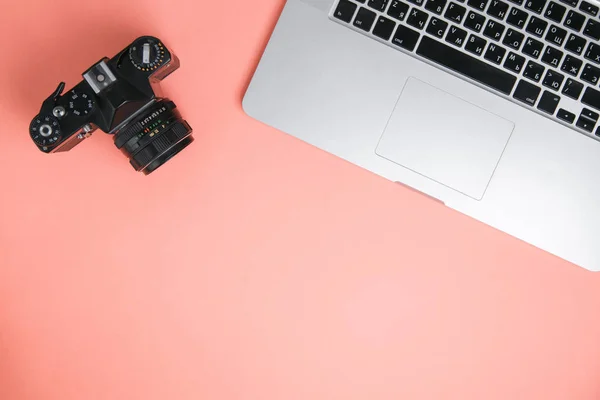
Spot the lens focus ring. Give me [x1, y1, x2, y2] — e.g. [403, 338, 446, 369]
[114, 101, 176, 149]
[114, 99, 193, 175]
[130, 120, 191, 171]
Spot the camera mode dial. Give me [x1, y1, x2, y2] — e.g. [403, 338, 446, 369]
[128, 37, 165, 72]
[30, 115, 61, 147]
[67, 88, 95, 117]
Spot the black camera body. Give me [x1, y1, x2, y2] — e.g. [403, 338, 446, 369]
[29, 36, 193, 175]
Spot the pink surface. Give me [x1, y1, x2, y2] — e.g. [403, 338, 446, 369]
[1, 0, 600, 399]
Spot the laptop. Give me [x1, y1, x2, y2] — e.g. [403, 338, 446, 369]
[243, 0, 600, 271]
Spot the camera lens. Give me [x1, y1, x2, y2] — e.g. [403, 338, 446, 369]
[114, 100, 193, 175]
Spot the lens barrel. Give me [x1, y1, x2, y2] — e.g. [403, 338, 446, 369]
[114, 100, 193, 175]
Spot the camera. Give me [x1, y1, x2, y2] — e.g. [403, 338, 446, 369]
[29, 36, 193, 175]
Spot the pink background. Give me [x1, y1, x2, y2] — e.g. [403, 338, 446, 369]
[1, 0, 600, 399]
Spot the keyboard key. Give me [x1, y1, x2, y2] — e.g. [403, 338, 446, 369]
[485, 43, 507, 63]
[503, 28, 525, 49]
[354, 7, 378, 31]
[576, 114, 596, 131]
[388, 0, 410, 19]
[464, 11, 486, 32]
[507, 7, 529, 28]
[544, 1, 567, 22]
[465, 34, 488, 55]
[524, 60, 545, 81]
[581, 63, 600, 84]
[545, 25, 567, 46]
[508, 0, 524, 5]
[560, 0, 578, 6]
[407, 8, 430, 29]
[561, 54, 583, 75]
[584, 42, 600, 64]
[334, 0, 358, 22]
[373, 16, 397, 39]
[563, 10, 585, 31]
[561, 78, 584, 99]
[392, 24, 421, 50]
[526, 16, 548, 36]
[537, 90, 561, 113]
[565, 33, 586, 54]
[513, 79, 542, 105]
[427, 17, 449, 37]
[583, 19, 600, 40]
[368, 0, 391, 10]
[523, 37, 545, 58]
[408, 0, 426, 5]
[542, 69, 565, 90]
[557, 108, 576, 123]
[468, 0, 489, 10]
[445, 2, 467, 22]
[504, 51, 526, 71]
[541, 45, 563, 67]
[596, 126, 600, 136]
[416, 35, 517, 93]
[582, 86, 600, 112]
[581, 108, 599, 121]
[487, 0, 510, 19]
[579, 0, 599, 16]
[425, 0, 448, 13]
[525, 0, 547, 13]
[356, 0, 366, 2]
[446, 25, 469, 46]
[484, 19, 506, 40]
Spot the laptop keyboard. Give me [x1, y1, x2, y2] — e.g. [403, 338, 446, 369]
[331, 0, 600, 139]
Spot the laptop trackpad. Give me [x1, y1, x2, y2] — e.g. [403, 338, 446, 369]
[375, 78, 514, 200]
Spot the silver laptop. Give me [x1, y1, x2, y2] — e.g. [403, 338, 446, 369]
[243, 0, 600, 271]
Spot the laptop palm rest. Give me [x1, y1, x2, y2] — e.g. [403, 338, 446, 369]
[376, 77, 515, 200]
